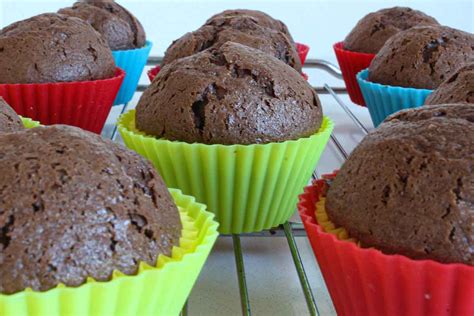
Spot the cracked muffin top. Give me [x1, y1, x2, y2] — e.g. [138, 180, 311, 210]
[161, 15, 301, 72]
[344, 7, 438, 54]
[136, 42, 322, 145]
[425, 63, 474, 105]
[0, 13, 116, 84]
[59, 0, 146, 50]
[205, 9, 295, 45]
[326, 104, 474, 265]
[368, 25, 474, 89]
[0, 97, 23, 133]
[0, 125, 181, 294]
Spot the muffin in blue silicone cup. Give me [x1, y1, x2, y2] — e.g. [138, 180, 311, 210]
[58, 1, 151, 105]
[357, 25, 474, 126]
[357, 69, 432, 126]
[112, 41, 153, 105]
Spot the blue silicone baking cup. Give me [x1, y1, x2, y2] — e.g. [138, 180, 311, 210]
[357, 69, 433, 127]
[112, 40, 153, 105]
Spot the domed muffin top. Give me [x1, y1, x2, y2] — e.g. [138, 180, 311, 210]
[0, 13, 116, 84]
[344, 6, 438, 54]
[368, 25, 474, 89]
[205, 9, 294, 44]
[0, 125, 181, 294]
[137, 42, 322, 145]
[59, 0, 146, 50]
[161, 16, 301, 72]
[0, 97, 23, 133]
[425, 63, 474, 105]
[326, 104, 474, 265]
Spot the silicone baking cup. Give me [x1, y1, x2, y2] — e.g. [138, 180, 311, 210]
[112, 41, 153, 105]
[333, 42, 375, 106]
[147, 42, 311, 82]
[0, 189, 219, 316]
[0, 68, 124, 134]
[357, 69, 433, 126]
[21, 117, 40, 129]
[118, 110, 333, 234]
[298, 174, 474, 316]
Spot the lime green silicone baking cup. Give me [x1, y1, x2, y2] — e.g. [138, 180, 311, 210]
[0, 189, 219, 316]
[118, 110, 333, 234]
[21, 117, 40, 128]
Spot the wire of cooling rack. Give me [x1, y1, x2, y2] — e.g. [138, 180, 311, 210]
[114, 57, 371, 316]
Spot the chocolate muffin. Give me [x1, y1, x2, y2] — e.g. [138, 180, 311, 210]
[161, 16, 301, 72]
[425, 63, 474, 105]
[369, 25, 474, 89]
[0, 125, 181, 294]
[0, 13, 115, 84]
[137, 42, 321, 145]
[0, 97, 23, 133]
[326, 104, 474, 265]
[344, 7, 438, 54]
[59, 0, 146, 50]
[205, 9, 295, 45]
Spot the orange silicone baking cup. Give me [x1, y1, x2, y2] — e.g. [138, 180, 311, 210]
[298, 173, 474, 316]
[333, 41, 375, 106]
[0, 68, 124, 134]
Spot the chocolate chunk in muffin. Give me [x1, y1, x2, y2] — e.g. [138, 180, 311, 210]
[162, 16, 301, 72]
[0, 97, 23, 133]
[368, 25, 474, 89]
[137, 42, 321, 145]
[326, 104, 474, 265]
[344, 7, 438, 54]
[0, 13, 116, 84]
[59, 0, 146, 50]
[425, 63, 474, 105]
[205, 9, 295, 45]
[0, 125, 181, 294]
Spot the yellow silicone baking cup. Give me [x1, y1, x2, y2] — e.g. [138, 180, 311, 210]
[118, 110, 333, 234]
[0, 189, 219, 316]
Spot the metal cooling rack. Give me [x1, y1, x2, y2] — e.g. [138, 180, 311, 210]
[109, 57, 371, 316]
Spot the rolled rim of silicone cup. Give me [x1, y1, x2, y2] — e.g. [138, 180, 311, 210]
[0, 189, 219, 310]
[118, 110, 333, 233]
[112, 40, 153, 105]
[298, 175, 474, 315]
[356, 68, 433, 126]
[333, 41, 376, 58]
[295, 42, 310, 65]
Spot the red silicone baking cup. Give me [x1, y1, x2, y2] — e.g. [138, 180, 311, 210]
[0, 68, 124, 134]
[333, 41, 375, 106]
[148, 65, 309, 82]
[296, 42, 310, 66]
[298, 173, 474, 316]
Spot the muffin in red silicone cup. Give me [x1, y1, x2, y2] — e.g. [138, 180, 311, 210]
[298, 104, 474, 316]
[334, 6, 439, 106]
[0, 13, 124, 134]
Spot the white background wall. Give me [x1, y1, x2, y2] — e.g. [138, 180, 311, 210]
[1, 0, 473, 64]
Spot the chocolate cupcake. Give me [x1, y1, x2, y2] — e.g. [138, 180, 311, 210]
[162, 16, 301, 71]
[138, 42, 320, 145]
[205, 9, 295, 45]
[0, 125, 181, 294]
[0, 97, 23, 133]
[368, 25, 474, 89]
[326, 104, 474, 265]
[59, 0, 146, 50]
[0, 13, 116, 84]
[344, 7, 438, 54]
[425, 63, 474, 105]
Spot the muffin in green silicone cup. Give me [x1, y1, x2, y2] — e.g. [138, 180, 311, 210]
[118, 42, 333, 234]
[0, 125, 219, 316]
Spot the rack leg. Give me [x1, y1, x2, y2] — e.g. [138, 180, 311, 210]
[232, 235, 252, 316]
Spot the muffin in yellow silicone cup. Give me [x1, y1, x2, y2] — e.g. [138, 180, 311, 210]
[118, 42, 333, 234]
[0, 125, 218, 316]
